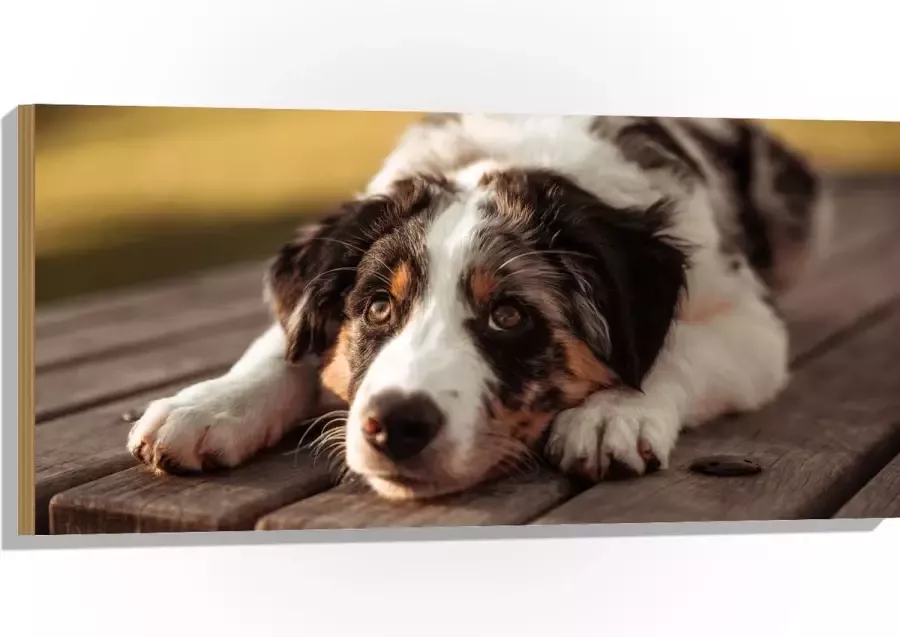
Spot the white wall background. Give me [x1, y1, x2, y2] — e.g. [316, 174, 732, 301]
[2, 2, 899, 636]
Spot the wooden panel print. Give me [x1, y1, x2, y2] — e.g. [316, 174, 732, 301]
[19, 105, 900, 536]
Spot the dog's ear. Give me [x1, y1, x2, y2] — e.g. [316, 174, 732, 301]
[264, 200, 376, 362]
[526, 174, 691, 390]
[264, 177, 446, 363]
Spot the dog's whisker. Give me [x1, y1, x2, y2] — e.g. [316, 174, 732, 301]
[312, 425, 347, 445]
[303, 410, 350, 428]
[299, 267, 359, 299]
[307, 238, 398, 289]
[292, 417, 347, 457]
[323, 438, 347, 459]
[325, 449, 348, 472]
[478, 432, 542, 477]
[309, 236, 367, 255]
[494, 447, 535, 478]
[312, 237, 394, 283]
[292, 411, 349, 450]
[320, 418, 349, 431]
[310, 433, 346, 460]
[358, 251, 394, 277]
[493, 248, 596, 276]
[309, 433, 337, 457]
[311, 440, 347, 462]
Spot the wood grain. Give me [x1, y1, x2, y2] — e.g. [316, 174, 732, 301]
[533, 307, 900, 525]
[49, 434, 336, 533]
[35, 315, 269, 422]
[812, 182, 900, 269]
[781, 229, 900, 360]
[19, 105, 36, 535]
[34, 379, 215, 534]
[257, 468, 575, 531]
[35, 260, 265, 336]
[36, 296, 266, 371]
[835, 453, 900, 519]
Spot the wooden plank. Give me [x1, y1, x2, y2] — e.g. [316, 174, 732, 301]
[35, 314, 268, 422]
[835, 453, 900, 519]
[781, 231, 900, 360]
[34, 379, 213, 534]
[36, 297, 265, 371]
[49, 433, 336, 534]
[256, 468, 574, 531]
[35, 260, 265, 336]
[532, 306, 900, 526]
[815, 183, 900, 268]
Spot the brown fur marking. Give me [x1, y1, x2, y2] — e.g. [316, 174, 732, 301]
[390, 262, 412, 301]
[320, 323, 353, 402]
[487, 395, 554, 447]
[556, 330, 615, 397]
[469, 268, 498, 305]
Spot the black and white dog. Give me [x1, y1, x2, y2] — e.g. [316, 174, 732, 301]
[127, 114, 831, 500]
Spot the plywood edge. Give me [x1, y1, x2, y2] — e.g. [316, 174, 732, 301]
[18, 105, 36, 535]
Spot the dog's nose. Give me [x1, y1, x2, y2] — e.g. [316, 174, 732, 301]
[362, 390, 444, 462]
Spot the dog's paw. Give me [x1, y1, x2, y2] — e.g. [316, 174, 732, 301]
[545, 391, 681, 481]
[126, 378, 277, 475]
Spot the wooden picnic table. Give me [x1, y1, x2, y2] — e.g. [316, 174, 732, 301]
[37, 175, 900, 535]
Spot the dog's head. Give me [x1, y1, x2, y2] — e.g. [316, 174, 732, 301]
[265, 168, 689, 499]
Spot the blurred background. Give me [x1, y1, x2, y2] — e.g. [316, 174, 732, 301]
[34, 105, 900, 306]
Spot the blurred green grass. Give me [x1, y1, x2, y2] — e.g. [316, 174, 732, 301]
[34, 106, 900, 306]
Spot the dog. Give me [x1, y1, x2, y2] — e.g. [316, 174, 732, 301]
[127, 114, 831, 500]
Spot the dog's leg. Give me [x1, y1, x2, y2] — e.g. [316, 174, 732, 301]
[127, 324, 320, 474]
[546, 292, 789, 479]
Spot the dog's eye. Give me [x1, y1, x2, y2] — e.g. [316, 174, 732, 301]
[488, 302, 525, 332]
[366, 295, 393, 325]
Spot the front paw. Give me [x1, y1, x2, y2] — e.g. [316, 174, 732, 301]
[126, 379, 275, 475]
[545, 392, 680, 481]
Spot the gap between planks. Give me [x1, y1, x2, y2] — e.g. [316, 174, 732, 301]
[35, 378, 226, 534]
[36, 259, 266, 334]
[834, 452, 900, 519]
[35, 315, 271, 423]
[49, 436, 337, 534]
[36, 261, 268, 370]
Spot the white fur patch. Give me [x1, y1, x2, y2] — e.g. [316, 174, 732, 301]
[345, 192, 496, 479]
[547, 291, 789, 476]
[126, 325, 318, 471]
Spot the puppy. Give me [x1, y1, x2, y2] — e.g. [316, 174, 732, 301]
[127, 114, 831, 500]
